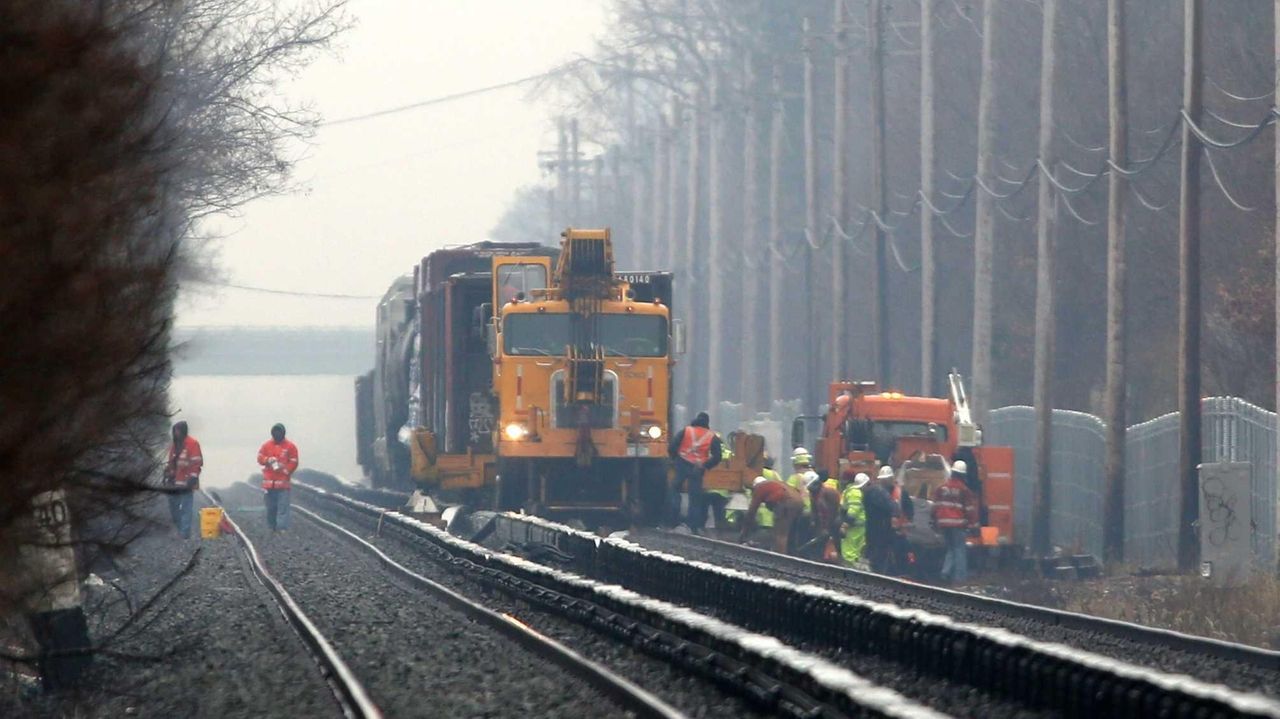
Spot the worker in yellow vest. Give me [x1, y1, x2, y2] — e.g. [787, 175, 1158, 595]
[787, 447, 814, 513]
[839, 470, 870, 566]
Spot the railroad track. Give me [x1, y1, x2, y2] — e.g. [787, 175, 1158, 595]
[633, 529, 1280, 682]
[211, 484, 683, 719]
[291, 480, 949, 719]
[476, 510, 1280, 718]
[201, 490, 381, 719]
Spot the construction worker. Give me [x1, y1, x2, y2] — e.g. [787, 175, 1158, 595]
[667, 412, 723, 531]
[839, 470, 869, 566]
[862, 466, 901, 573]
[787, 447, 814, 512]
[703, 434, 735, 532]
[163, 421, 202, 538]
[258, 423, 299, 532]
[931, 460, 979, 584]
[739, 476, 804, 553]
[804, 471, 842, 562]
[755, 454, 780, 529]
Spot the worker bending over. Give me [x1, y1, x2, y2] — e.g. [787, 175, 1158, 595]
[805, 471, 843, 563]
[739, 476, 804, 553]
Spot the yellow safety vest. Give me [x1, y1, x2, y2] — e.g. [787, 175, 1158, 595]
[839, 485, 866, 565]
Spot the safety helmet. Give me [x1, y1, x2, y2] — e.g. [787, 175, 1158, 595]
[791, 447, 812, 466]
[853, 472, 872, 489]
[804, 470, 822, 490]
[877, 465, 895, 480]
[753, 475, 768, 487]
[950, 460, 968, 477]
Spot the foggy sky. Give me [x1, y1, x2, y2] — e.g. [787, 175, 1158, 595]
[177, 0, 605, 328]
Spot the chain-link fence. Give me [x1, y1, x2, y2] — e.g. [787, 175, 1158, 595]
[990, 398, 1277, 571]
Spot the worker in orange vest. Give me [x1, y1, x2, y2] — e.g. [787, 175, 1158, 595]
[931, 460, 979, 584]
[257, 423, 299, 532]
[666, 412, 723, 531]
[163, 421, 203, 538]
[739, 476, 804, 553]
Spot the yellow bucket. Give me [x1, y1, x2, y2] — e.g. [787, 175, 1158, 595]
[200, 507, 224, 539]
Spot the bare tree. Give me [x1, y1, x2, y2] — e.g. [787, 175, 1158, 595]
[0, 0, 345, 674]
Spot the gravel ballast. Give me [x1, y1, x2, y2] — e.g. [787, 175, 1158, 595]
[220, 481, 627, 719]
[287, 484, 773, 719]
[629, 530, 1280, 698]
[1, 495, 337, 718]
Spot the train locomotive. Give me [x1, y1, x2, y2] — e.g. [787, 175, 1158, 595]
[355, 229, 678, 524]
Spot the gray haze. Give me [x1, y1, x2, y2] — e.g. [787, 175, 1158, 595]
[177, 0, 604, 328]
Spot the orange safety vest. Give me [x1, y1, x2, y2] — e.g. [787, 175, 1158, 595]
[258, 439, 299, 491]
[677, 426, 715, 466]
[890, 484, 910, 530]
[931, 479, 977, 529]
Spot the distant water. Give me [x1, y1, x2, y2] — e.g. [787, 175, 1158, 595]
[169, 375, 362, 487]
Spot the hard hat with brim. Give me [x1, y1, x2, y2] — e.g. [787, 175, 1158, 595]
[877, 465, 895, 480]
[853, 472, 871, 489]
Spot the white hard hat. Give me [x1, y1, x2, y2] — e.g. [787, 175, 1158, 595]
[804, 470, 822, 490]
[950, 460, 968, 477]
[853, 472, 871, 489]
[752, 475, 768, 487]
[877, 465, 895, 480]
[791, 447, 810, 458]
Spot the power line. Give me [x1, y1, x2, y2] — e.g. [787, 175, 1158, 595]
[192, 279, 380, 300]
[317, 62, 583, 129]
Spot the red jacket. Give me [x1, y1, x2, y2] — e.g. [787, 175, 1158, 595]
[811, 485, 842, 536]
[258, 439, 299, 490]
[166, 436, 203, 489]
[930, 477, 978, 529]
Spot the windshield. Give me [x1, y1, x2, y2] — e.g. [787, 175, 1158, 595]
[503, 313, 667, 357]
[497, 264, 547, 304]
[872, 421, 947, 442]
[597, 314, 667, 357]
[503, 314, 570, 355]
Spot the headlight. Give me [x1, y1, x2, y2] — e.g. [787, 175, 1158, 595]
[504, 423, 528, 441]
[645, 424, 663, 440]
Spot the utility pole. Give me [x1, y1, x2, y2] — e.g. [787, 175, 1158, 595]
[1177, 0, 1203, 574]
[1274, 0, 1280, 581]
[570, 118, 582, 224]
[593, 155, 605, 220]
[1031, 0, 1060, 559]
[685, 90, 705, 412]
[651, 121, 666, 270]
[919, 0, 938, 396]
[632, 128, 649, 268]
[867, 0, 890, 386]
[803, 17, 820, 412]
[1103, 0, 1130, 564]
[832, 0, 851, 381]
[708, 71, 726, 411]
[666, 98, 683, 272]
[970, 0, 1000, 421]
[557, 117, 569, 228]
[767, 63, 786, 407]
[741, 53, 762, 411]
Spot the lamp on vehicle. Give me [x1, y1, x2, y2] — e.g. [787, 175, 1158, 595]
[504, 423, 529, 441]
[645, 424, 663, 440]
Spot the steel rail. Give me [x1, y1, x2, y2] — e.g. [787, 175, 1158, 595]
[289, 503, 686, 719]
[200, 491, 382, 719]
[292, 481, 946, 719]
[650, 529, 1280, 672]
[497, 512, 1280, 718]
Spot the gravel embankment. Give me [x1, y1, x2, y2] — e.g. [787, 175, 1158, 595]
[629, 530, 1280, 698]
[1, 494, 337, 718]
[286, 485, 771, 719]
[221, 482, 630, 719]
